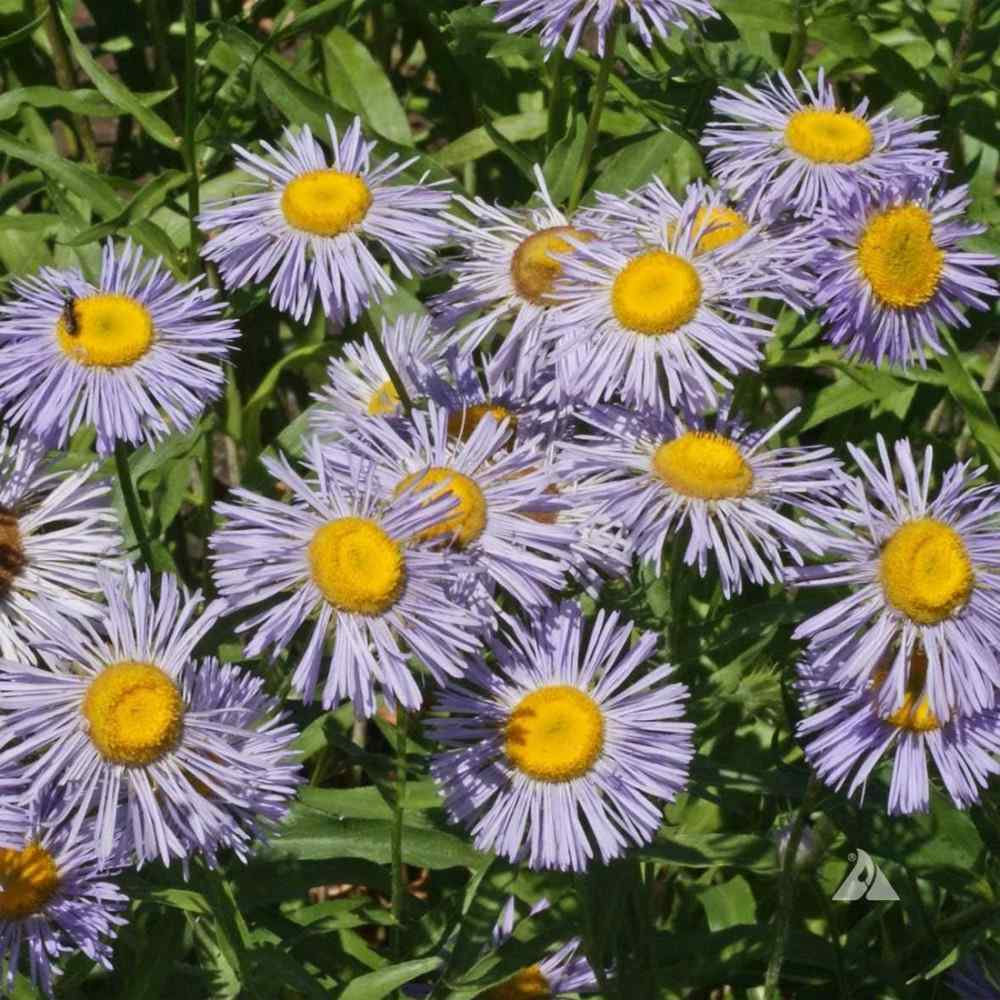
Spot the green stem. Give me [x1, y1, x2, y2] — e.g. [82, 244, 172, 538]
[546, 46, 567, 152]
[763, 776, 818, 999]
[390, 707, 408, 961]
[200, 419, 215, 594]
[783, 0, 808, 78]
[145, 0, 179, 125]
[567, 18, 619, 213]
[183, 0, 201, 278]
[37, 0, 99, 166]
[369, 322, 414, 417]
[114, 441, 155, 568]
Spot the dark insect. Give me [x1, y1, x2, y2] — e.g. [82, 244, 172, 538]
[61, 297, 80, 336]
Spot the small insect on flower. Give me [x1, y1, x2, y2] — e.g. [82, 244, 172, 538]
[0, 792, 127, 997]
[0, 239, 239, 454]
[484, 0, 718, 58]
[211, 443, 488, 717]
[702, 69, 947, 218]
[797, 644, 1000, 815]
[198, 116, 451, 325]
[0, 428, 122, 665]
[543, 186, 785, 412]
[431, 165, 594, 388]
[0, 568, 302, 868]
[561, 402, 840, 596]
[429, 601, 694, 871]
[793, 436, 1000, 726]
[814, 180, 999, 368]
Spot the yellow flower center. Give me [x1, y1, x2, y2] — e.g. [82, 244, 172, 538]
[56, 293, 155, 368]
[483, 965, 551, 1000]
[784, 109, 874, 164]
[690, 205, 750, 254]
[652, 431, 754, 500]
[367, 380, 400, 417]
[880, 517, 973, 625]
[0, 842, 60, 920]
[510, 225, 593, 305]
[611, 250, 702, 335]
[309, 516, 406, 615]
[446, 403, 517, 442]
[0, 509, 26, 598]
[505, 685, 604, 783]
[873, 648, 940, 732]
[396, 467, 488, 547]
[82, 661, 184, 766]
[281, 169, 373, 237]
[857, 203, 943, 309]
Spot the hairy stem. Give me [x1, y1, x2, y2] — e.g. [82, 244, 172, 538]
[390, 707, 409, 961]
[567, 18, 619, 213]
[183, 0, 202, 278]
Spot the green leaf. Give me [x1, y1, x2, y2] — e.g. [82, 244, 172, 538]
[0, 86, 122, 122]
[542, 112, 586, 204]
[62, 170, 188, 247]
[339, 958, 442, 1000]
[586, 130, 685, 199]
[937, 330, 1000, 468]
[641, 830, 780, 873]
[0, 10, 45, 50]
[434, 111, 547, 169]
[268, 0, 352, 45]
[323, 28, 412, 145]
[265, 807, 486, 869]
[698, 875, 758, 932]
[58, 9, 179, 150]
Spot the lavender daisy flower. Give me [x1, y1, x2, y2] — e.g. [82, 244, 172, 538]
[429, 600, 693, 871]
[210, 441, 486, 716]
[0, 795, 127, 997]
[797, 645, 1000, 815]
[793, 436, 1000, 725]
[324, 402, 576, 610]
[561, 402, 839, 596]
[485, 0, 717, 58]
[199, 116, 450, 325]
[0, 240, 238, 454]
[310, 314, 448, 439]
[0, 568, 301, 867]
[431, 165, 593, 383]
[814, 180, 999, 367]
[545, 188, 784, 411]
[0, 429, 122, 664]
[702, 69, 947, 218]
[482, 897, 598, 999]
[420, 347, 561, 448]
[584, 177, 821, 307]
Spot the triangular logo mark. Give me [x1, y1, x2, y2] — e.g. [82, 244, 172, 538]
[832, 849, 899, 902]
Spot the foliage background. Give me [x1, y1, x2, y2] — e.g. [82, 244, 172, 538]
[1, 0, 999, 996]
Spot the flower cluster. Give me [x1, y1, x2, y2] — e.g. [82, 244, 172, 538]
[0, 9, 997, 982]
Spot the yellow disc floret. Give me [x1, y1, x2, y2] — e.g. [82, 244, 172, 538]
[873, 647, 941, 732]
[857, 203, 943, 309]
[367, 380, 400, 416]
[880, 517, 973, 625]
[0, 842, 60, 920]
[396, 467, 488, 546]
[505, 685, 604, 783]
[511, 226, 593, 304]
[309, 516, 406, 614]
[483, 965, 551, 1000]
[611, 250, 702, 335]
[784, 109, 875, 164]
[83, 661, 184, 766]
[652, 431, 754, 500]
[281, 169, 372, 237]
[691, 205, 750, 254]
[446, 403, 516, 442]
[57, 294, 154, 368]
